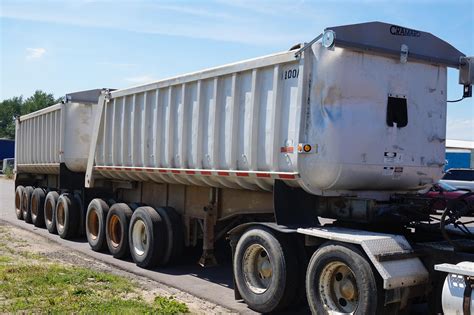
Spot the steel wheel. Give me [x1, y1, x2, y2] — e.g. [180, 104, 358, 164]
[56, 202, 65, 232]
[87, 208, 99, 241]
[45, 199, 54, 225]
[132, 219, 148, 256]
[108, 214, 122, 248]
[319, 261, 359, 313]
[243, 244, 273, 294]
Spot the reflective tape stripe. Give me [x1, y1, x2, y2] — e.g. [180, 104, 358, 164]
[94, 166, 299, 180]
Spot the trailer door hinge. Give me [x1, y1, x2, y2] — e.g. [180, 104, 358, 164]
[400, 44, 409, 64]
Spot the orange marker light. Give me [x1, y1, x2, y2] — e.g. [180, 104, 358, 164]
[303, 144, 311, 152]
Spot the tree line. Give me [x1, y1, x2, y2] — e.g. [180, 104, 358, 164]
[0, 90, 61, 139]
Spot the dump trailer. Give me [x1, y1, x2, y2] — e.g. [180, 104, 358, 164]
[14, 22, 474, 314]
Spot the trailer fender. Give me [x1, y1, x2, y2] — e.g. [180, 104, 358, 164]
[228, 222, 297, 240]
[297, 226, 429, 290]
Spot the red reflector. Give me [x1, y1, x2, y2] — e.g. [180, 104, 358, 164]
[185, 170, 196, 175]
[256, 173, 271, 178]
[171, 170, 181, 174]
[280, 146, 294, 153]
[236, 172, 249, 177]
[279, 174, 295, 179]
[201, 171, 212, 176]
[218, 171, 230, 176]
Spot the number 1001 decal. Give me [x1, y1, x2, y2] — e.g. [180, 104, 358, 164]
[282, 68, 299, 80]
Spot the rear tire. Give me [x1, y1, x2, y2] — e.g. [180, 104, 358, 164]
[233, 227, 298, 313]
[21, 186, 34, 223]
[55, 193, 79, 239]
[44, 191, 59, 234]
[31, 188, 46, 227]
[155, 207, 184, 265]
[106, 203, 133, 258]
[305, 243, 380, 315]
[15, 185, 24, 220]
[129, 206, 166, 268]
[86, 199, 110, 252]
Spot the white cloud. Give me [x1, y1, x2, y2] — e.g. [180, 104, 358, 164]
[1, 2, 312, 46]
[26, 47, 46, 60]
[125, 75, 156, 84]
[446, 118, 474, 141]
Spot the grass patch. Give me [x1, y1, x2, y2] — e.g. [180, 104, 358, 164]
[0, 264, 189, 314]
[3, 166, 13, 179]
[0, 256, 12, 263]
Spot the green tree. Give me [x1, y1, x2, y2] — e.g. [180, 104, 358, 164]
[21, 90, 58, 115]
[0, 90, 60, 139]
[0, 96, 22, 139]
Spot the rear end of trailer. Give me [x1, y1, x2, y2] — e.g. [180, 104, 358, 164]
[14, 89, 107, 237]
[13, 22, 474, 314]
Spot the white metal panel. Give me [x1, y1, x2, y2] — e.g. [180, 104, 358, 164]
[16, 102, 97, 174]
[92, 42, 450, 196]
[94, 52, 301, 190]
[16, 105, 62, 174]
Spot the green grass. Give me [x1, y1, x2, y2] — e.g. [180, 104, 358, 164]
[3, 166, 13, 179]
[0, 263, 189, 314]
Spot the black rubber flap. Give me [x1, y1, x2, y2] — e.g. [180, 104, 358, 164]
[325, 21, 465, 68]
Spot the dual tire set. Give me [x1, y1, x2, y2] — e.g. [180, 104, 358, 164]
[233, 227, 385, 314]
[85, 200, 184, 269]
[15, 185, 79, 239]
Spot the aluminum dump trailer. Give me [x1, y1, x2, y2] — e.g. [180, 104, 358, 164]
[15, 89, 103, 175]
[14, 22, 474, 314]
[87, 25, 450, 198]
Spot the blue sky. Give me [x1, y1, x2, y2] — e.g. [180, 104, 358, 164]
[1, 0, 473, 140]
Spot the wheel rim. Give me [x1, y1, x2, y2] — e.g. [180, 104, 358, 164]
[15, 191, 21, 216]
[21, 192, 28, 216]
[57, 202, 65, 231]
[319, 261, 359, 314]
[45, 200, 53, 225]
[242, 244, 273, 294]
[31, 195, 38, 218]
[87, 209, 99, 240]
[132, 219, 147, 256]
[108, 214, 122, 248]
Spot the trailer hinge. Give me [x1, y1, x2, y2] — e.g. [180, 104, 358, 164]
[400, 44, 409, 64]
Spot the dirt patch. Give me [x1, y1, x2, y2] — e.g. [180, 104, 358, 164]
[0, 221, 233, 314]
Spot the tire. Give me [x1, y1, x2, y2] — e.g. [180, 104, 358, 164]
[73, 192, 85, 237]
[305, 242, 380, 315]
[233, 227, 299, 313]
[55, 193, 80, 239]
[44, 191, 59, 234]
[15, 185, 24, 220]
[129, 206, 166, 268]
[86, 199, 110, 251]
[106, 203, 133, 258]
[155, 207, 184, 265]
[21, 186, 34, 223]
[31, 188, 46, 227]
